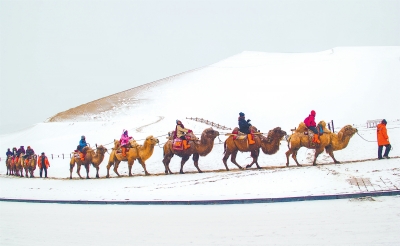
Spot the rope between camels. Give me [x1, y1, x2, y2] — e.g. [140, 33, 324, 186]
[356, 132, 377, 142]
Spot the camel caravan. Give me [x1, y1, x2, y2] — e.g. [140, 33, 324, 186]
[5, 111, 360, 179]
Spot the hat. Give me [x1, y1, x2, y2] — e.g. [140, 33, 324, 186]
[176, 119, 181, 124]
[41, 152, 45, 155]
[311, 110, 316, 116]
[382, 119, 387, 125]
[239, 112, 245, 117]
[81, 135, 85, 139]
[27, 146, 31, 148]
[20, 146, 24, 148]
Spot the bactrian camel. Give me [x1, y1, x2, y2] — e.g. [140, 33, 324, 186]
[223, 126, 287, 170]
[5, 157, 14, 176]
[23, 154, 37, 178]
[69, 145, 108, 179]
[163, 127, 219, 174]
[285, 121, 358, 166]
[106, 136, 159, 178]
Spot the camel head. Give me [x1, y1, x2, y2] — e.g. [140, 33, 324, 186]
[145, 136, 159, 145]
[262, 127, 287, 143]
[337, 125, 358, 141]
[201, 127, 220, 140]
[95, 145, 108, 154]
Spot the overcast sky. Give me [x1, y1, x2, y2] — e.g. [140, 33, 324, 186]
[1, 0, 399, 134]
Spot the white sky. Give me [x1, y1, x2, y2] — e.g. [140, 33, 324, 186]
[1, 0, 399, 134]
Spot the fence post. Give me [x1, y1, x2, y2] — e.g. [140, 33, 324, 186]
[328, 123, 331, 131]
[51, 154, 53, 159]
[63, 154, 64, 159]
[331, 120, 335, 133]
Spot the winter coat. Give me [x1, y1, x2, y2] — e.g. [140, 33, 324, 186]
[377, 123, 390, 146]
[175, 124, 190, 139]
[38, 156, 50, 169]
[78, 139, 87, 151]
[26, 148, 35, 156]
[6, 150, 13, 156]
[17, 147, 25, 156]
[238, 116, 251, 134]
[304, 114, 316, 128]
[120, 133, 132, 146]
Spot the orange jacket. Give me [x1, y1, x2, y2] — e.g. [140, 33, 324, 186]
[37, 156, 50, 168]
[377, 123, 390, 146]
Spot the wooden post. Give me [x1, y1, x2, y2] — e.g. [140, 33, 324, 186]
[328, 123, 331, 131]
[51, 154, 53, 159]
[331, 120, 335, 133]
[63, 154, 64, 159]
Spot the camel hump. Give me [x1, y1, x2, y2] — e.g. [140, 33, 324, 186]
[295, 122, 307, 133]
[317, 121, 331, 133]
[129, 139, 139, 148]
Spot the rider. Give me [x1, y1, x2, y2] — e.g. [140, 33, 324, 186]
[120, 129, 133, 157]
[12, 147, 18, 161]
[304, 110, 321, 144]
[238, 112, 255, 144]
[174, 120, 192, 149]
[24, 146, 35, 159]
[15, 146, 25, 163]
[6, 148, 13, 159]
[77, 136, 88, 161]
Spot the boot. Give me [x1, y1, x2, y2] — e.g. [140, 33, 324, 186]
[313, 134, 320, 144]
[183, 140, 191, 149]
[248, 134, 255, 145]
[79, 152, 85, 161]
[122, 147, 126, 157]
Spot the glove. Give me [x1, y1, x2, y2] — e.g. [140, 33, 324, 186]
[247, 119, 251, 122]
[129, 137, 132, 139]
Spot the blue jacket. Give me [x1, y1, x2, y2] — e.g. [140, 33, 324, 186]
[78, 139, 87, 151]
[238, 116, 251, 134]
[6, 150, 13, 156]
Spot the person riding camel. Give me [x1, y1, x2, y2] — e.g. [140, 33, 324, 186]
[6, 148, 13, 159]
[174, 120, 192, 149]
[120, 129, 133, 157]
[15, 146, 25, 163]
[12, 147, 18, 162]
[77, 136, 88, 161]
[24, 146, 35, 161]
[304, 110, 321, 144]
[238, 112, 255, 144]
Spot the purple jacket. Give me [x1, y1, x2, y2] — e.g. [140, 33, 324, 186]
[120, 134, 131, 146]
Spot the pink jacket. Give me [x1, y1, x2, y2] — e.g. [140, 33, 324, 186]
[120, 133, 132, 146]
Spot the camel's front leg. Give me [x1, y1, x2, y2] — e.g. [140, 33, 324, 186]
[325, 146, 340, 164]
[25, 168, 29, 178]
[246, 150, 260, 169]
[138, 159, 150, 176]
[180, 156, 190, 174]
[70, 161, 75, 179]
[106, 160, 113, 178]
[230, 151, 243, 170]
[95, 165, 100, 178]
[192, 153, 202, 173]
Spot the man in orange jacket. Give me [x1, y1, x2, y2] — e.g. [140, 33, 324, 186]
[38, 152, 50, 178]
[377, 119, 391, 159]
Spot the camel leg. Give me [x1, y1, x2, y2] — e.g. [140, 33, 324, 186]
[128, 161, 134, 177]
[222, 151, 231, 171]
[291, 150, 302, 166]
[246, 150, 260, 169]
[113, 161, 121, 177]
[180, 156, 190, 174]
[76, 164, 84, 179]
[192, 153, 202, 173]
[106, 160, 113, 178]
[70, 163, 75, 179]
[95, 166, 100, 178]
[138, 159, 150, 176]
[230, 151, 243, 170]
[85, 164, 90, 179]
[25, 168, 29, 178]
[312, 148, 324, 166]
[163, 154, 174, 175]
[325, 146, 340, 164]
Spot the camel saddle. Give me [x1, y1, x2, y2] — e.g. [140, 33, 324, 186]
[231, 129, 256, 145]
[173, 138, 184, 150]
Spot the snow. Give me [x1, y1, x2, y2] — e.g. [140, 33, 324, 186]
[1, 47, 400, 245]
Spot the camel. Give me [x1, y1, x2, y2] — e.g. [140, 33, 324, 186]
[14, 154, 24, 177]
[285, 121, 358, 166]
[163, 128, 219, 174]
[106, 136, 159, 178]
[23, 154, 37, 178]
[5, 157, 14, 175]
[69, 145, 107, 179]
[222, 126, 287, 170]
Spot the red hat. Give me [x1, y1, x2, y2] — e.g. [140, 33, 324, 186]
[311, 110, 316, 116]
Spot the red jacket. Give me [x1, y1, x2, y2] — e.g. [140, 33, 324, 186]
[304, 114, 316, 127]
[38, 156, 50, 168]
[377, 123, 390, 146]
